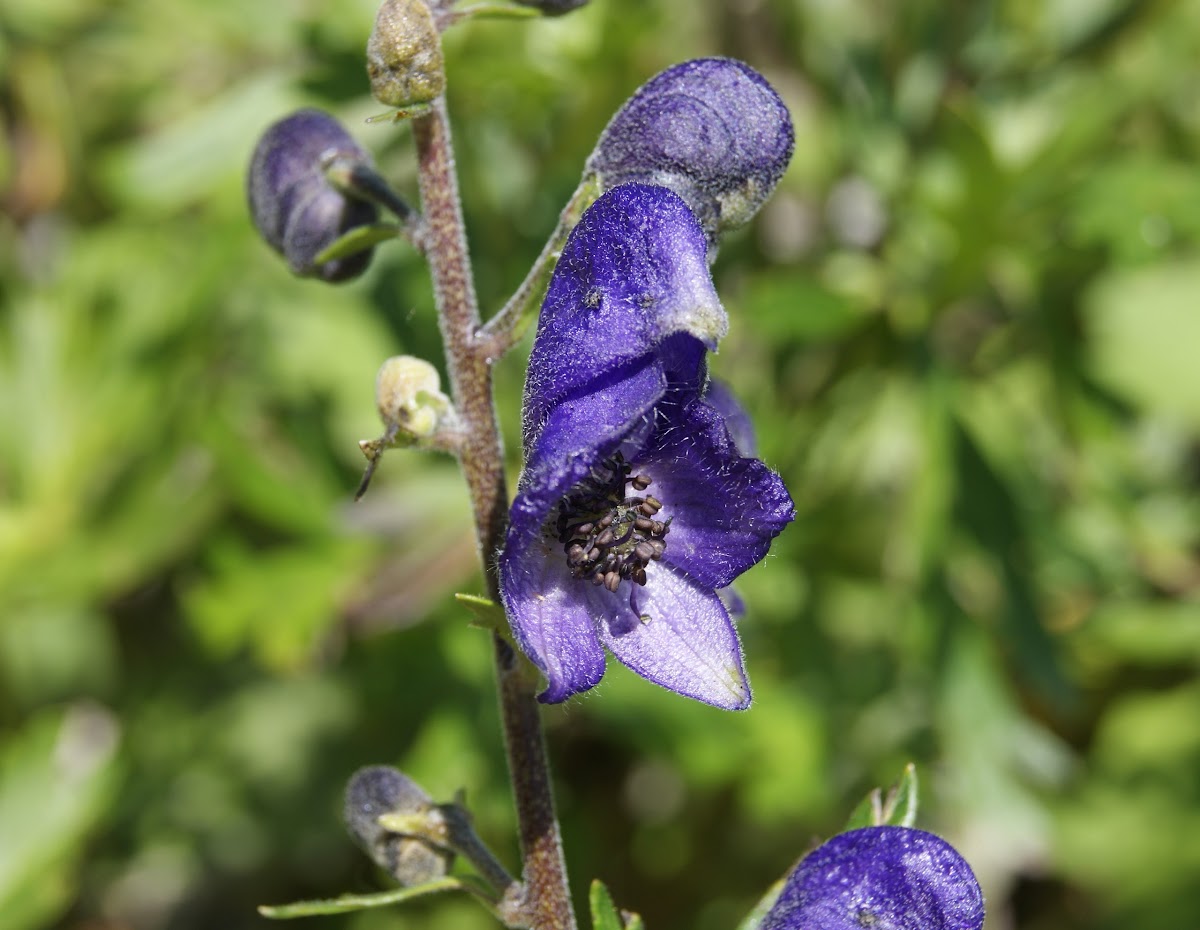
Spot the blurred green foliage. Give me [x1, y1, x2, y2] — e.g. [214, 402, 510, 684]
[2, 1, 1199, 928]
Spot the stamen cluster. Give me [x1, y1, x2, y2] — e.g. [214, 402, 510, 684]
[555, 454, 669, 592]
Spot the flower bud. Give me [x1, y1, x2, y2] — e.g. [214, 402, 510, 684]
[247, 109, 379, 282]
[367, 0, 445, 108]
[586, 58, 794, 245]
[760, 827, 984, 930]
[513, 0, 590, 13]
[374, 355, 449, 439]
[356, 356, 460, 499]
[343, 765, 455, 887]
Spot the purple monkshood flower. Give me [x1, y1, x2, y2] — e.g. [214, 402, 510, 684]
[498, 183, 794, 709]
[761, 827, 985, 930]
[248, 109, 379, 282]
[587, 58, 794, 246]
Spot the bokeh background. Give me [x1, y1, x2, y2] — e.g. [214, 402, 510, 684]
[3, 0, 1199, 928]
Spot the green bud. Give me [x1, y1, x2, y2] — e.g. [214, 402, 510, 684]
[367, 0, 445, 108]
[374, 355, 447, 439]
[356, 356, 460, 500]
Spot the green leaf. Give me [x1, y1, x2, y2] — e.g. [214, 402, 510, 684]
[843, 788, 884, 832]
[258, 876, 465, 919]
[0, 704, 120, 930]
[885, 763, 919, 828]
[312, 223, 404, 266]
[591, 879, 642, 930]
[590, 880, 624, 930]
[1086, 260, 1200, 429]
[843, 763, 919, 831]
[454, 592, 505, 631]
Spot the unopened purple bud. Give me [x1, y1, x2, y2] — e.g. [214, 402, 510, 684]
[247, 109, 379, 282]
[343, 765, 455, 886]
[587, 58, 793, 244]
[513, 0, 589, 13]
[761, 827, 984, 930]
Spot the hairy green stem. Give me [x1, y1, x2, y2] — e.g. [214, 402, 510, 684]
[412, 97, 577, 930]
[478, 178, 598, 357]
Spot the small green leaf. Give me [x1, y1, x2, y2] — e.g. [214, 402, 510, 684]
[843, 787, 883, 832]
[736, 876, 786, 930]
[842, 763, 920, 831]
[590, 880, 624, 930]
[258, 876, 464, 919]
[455, 593, 505, 630]
[884, 763, 919, 828]
[313, 223, 403, 266]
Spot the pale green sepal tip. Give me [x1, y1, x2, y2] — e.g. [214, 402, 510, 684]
[663, 297, 727, 351]
[376, 811, 429, 834]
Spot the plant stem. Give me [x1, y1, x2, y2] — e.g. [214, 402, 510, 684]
[412, 97, 577, 930]
[478, 178, 598, 357]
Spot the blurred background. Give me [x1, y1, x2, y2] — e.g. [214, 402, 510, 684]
[2, 0, 1199, 928]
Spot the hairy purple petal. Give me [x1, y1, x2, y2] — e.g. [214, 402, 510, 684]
[718, 586, 746, 620]
[703, 377, 757, 456]
[597, 562, 750, 709]
[524, 183, 724, 433]
[247, 108, 379, 282]
[761, 827, 985, 930]
[637, 396, 793, 588]
[587, 58, 794, 244]
[500, 542, 607, 704]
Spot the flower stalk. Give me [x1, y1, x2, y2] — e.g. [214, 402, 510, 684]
[478, 176, 599, 357]
[411, 97, 577, 930]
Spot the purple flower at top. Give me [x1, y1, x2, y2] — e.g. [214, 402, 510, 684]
[587, 58, 794, 246]
[247, 109, 379, 282]
[498, 183, 793, 709]
[761, 827, 985, 930]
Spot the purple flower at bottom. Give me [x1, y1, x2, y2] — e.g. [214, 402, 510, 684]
[761, 827, 985, 930]
[498, 183, 793, 709]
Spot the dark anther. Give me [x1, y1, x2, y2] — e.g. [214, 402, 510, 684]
[554, 453, 670, 593]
